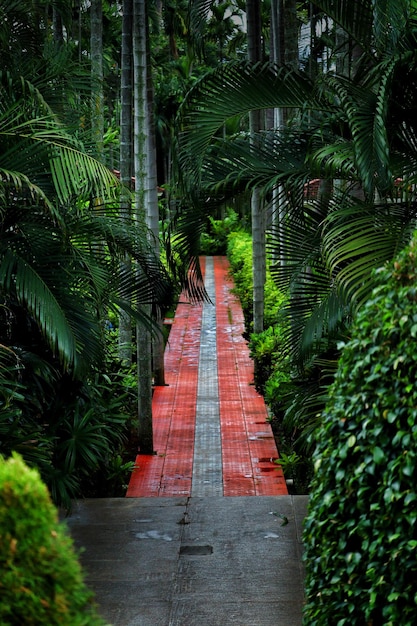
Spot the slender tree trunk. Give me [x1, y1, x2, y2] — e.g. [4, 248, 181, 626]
[90, 0, 104, 161]
[270, 0, 298, 266]
[246, 0, 265, 334]
[52, 5, 63, 43]
[270, 0, 284, 263]
[133, 0, 162, 451]
[146, 40, 165, 387]
[118, 0, 134, 364]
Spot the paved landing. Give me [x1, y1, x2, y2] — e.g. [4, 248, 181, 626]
[66, 495, 308, 626]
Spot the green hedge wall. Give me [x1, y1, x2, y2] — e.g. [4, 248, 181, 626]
[303, 233, 417, 625]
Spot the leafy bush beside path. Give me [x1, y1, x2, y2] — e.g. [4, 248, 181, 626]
[0, 453, 108, 626]
[303, 232, 417, 625]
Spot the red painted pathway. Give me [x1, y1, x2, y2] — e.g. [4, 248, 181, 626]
[126, 256, 287, 497]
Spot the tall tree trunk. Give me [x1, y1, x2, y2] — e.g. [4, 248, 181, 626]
[118, 0, 134, 364]
[133, 0, 162, 451]
[270, 0, 284, 263]
[146, 48, 165, 387]
[90, 0, 104, 161]
[270, 0, 298, 266]
[52, 5, 63, 43]
[246, 0, 265, 334]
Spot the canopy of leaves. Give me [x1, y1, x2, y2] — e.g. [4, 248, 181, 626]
[174, 0, 417, 443]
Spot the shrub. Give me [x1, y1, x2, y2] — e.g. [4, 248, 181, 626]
[227, 229, 287, 333]
[0, 453, 108, 625]
[0, 342, 136, 510]
[263, 270, 287, 329]
[200, 209, 241, 255]
[249, 325, 288, 394]
[226, 230, 253, 330]
[303, 233, 417, 625]
[264, 366, 292, 419]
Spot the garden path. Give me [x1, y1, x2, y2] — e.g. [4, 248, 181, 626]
[66, 256, 308, 626]
[126, 255, 288, 497]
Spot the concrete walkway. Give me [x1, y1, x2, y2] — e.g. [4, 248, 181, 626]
[66, 257, 308, 625]
[67, 495, 307, 626]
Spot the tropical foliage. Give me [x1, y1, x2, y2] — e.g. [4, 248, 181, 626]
[175, 0, 417, 452]
[303, 231, 417, 625]
[0, 0, 173, 508]
[0, 453, 107, 625]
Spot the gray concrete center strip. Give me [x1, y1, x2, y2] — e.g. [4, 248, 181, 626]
[191, 256, 223, 496]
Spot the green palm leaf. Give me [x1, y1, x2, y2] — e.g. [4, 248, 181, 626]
[177, 62, 330, 189]
[0, 249, 78, 369]
[313, 0, 373, 52]
[0, 73, 119, 208]
[323, 203, 417, 306]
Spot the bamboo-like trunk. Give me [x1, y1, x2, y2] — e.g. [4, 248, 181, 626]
[118, 0, 134, 364]
[90, 0, 104, 161]
[133, 0, 153, 452]
[247, 0, 265, 334]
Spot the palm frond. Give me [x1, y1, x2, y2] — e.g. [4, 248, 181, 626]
[0, 168, 53, 210]
[188, 0, 213, 31]
[0, 249, 78, 369]
[176, 61, 330, 190]
[49, 141, 119, 204]
[0, 73, 119, 207]
[199, 128, 309, 197]
[372, 0, 411, 53]
[323, 202, 417, 307]
[312, 0, 373, 52]
[165, 197, 209, 302]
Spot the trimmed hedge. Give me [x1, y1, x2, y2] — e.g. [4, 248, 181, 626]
[303, 234, 417, 625]
[0, 453, 108, 626]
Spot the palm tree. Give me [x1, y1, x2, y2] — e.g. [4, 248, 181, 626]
[133, 0, 163, 452]
[0, 0, 175, 503]
[0, 64, 172, 363]
[90, 0, 104, 160]
[175, 0, 417, 444]
[118, 0, 134, 364]
[246, 0, 266, 334]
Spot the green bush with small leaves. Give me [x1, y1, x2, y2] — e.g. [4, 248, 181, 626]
[249, 325, 289, 394]
[227, 230, 254, 330]
[303, 233, 417, 625]
[227, 229, 287, 332]
[200, 209, 241, 255]
[0, 453, 108, 626]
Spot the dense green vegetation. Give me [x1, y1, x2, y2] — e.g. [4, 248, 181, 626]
[303, 232, 417, 625]
[2, 2, 417, 619]
[0, 0, 254, 507]
[0, 22, 171, 507]
[0, 453, 106, 625]
[178, 0, 417, 496]
[176, 0, 417, 540]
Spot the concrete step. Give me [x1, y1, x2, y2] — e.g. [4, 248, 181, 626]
[66, 495, 308, 626]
